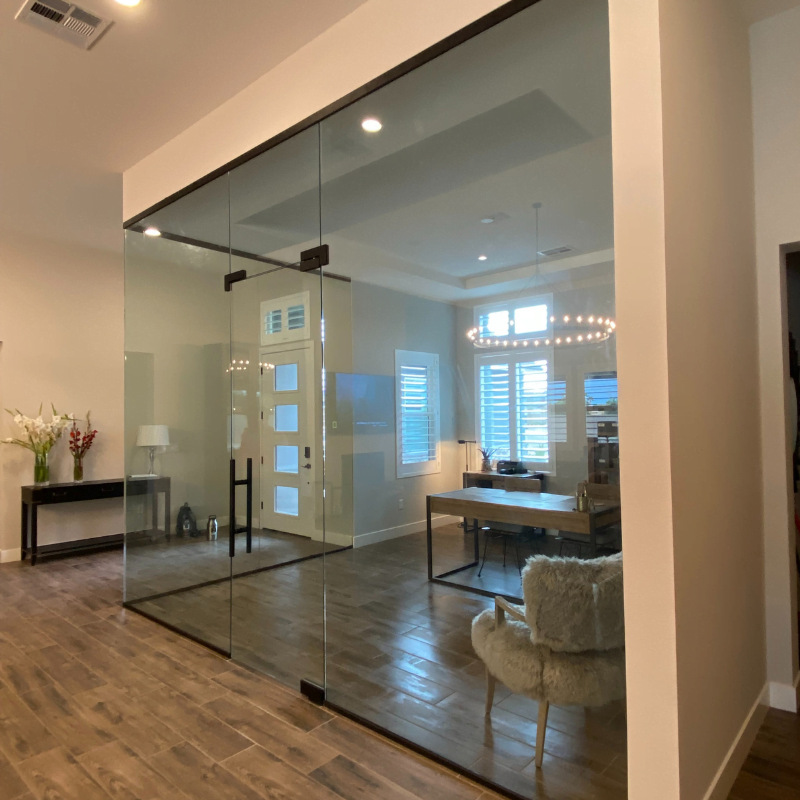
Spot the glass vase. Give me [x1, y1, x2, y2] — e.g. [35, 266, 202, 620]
[73, 456, 84, 483]
[34, 452, 50, 486]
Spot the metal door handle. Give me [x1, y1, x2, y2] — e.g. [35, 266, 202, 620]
[229, 458, 253, 556]
[229, 460, 236, 558]
[302, 463, 311, 470]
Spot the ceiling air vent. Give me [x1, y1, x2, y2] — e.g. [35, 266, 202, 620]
[538, 245, 575, 257]
[15, 0, 113, 50]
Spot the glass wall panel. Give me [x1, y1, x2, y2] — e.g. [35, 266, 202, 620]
[225, 124, 352, 687]
[123, 174, 232, 654]
[123, 2, 624, 797]
[321, 0, 623, 796]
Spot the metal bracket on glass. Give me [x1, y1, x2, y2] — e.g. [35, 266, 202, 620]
[300, 679, 326, 705]
[298, 244, 329, 272]
[224, 270, 247, 291]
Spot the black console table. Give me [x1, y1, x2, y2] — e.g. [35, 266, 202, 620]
[21, 476, 171, 565]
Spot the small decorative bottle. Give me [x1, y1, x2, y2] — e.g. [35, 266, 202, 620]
[73, 455, 84, 483]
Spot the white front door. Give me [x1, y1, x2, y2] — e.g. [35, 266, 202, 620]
[260, 345, 316, 537]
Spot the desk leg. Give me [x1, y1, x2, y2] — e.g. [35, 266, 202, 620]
[21, 502, 28, 560]
[589, 519, 597, 558]
[426, 496, 433, 581]
[474, 519, 480, 561]
[152, 488, 158, 536]
[165, 486, 171, 540]
[31, 505, 38, 566]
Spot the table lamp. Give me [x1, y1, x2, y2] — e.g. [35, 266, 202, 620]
[136, 425, 169, 476]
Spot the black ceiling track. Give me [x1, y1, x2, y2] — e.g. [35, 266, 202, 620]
[122, 0, 542, 230]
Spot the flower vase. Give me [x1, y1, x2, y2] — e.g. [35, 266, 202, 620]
[481, 457, 492, 473]
[34, 452, 50, 486]
[73, 456, 84, 483]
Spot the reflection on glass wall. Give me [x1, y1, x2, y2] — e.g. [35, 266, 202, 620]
[322, 0, 624, 797]
[123, 174, 232, 653]
[123, 0, 624, 797]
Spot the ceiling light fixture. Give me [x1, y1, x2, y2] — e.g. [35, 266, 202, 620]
[143, 227, 161, 237]
[480, 217, 495, 224]
[466, 202, 617, 349]
[361, 118, 382, 132]
[115, 0, 141, 5]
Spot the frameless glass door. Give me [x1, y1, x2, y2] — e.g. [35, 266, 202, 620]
[227, 125, 334, 687]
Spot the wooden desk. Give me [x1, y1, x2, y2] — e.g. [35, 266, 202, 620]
[21, 477, 170, 565]
[463, 471, 545, 489]
[426, 487, 620, 595]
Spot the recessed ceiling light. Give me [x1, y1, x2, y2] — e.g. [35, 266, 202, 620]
[361, 118, 382, 132]
[480, 218, 495, 224]
[478, 255, 488, 261]
[115, 0, 141, 6]
[143, 227, 161, 237]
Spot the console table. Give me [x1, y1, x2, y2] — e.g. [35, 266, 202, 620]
[21, 477, 171, 565]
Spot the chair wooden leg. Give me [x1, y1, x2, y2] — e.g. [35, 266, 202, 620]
[485, 668, 496, 716]
[535, 700, 549, 768]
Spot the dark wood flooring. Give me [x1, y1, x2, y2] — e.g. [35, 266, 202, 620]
[0, 550, 501, 800]
[729, 709, 800, 799]
[128, 525, 629, 799]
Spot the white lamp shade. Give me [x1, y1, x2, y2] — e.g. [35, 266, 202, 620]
[136, 425, 170, 448]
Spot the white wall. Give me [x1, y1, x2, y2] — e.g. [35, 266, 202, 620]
[351, 282, 460, 542]
[0, 228, 124, 560]
[750, 5, 800, 711]
[612, 1, 767, 799]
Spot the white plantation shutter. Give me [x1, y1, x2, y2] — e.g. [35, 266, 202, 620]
[516, 360, 550, 462]
[549, 378, 567, 443]
[395, 351, 440, 477]
[585, 371, 619, 439]
[479, 362, 511, 459]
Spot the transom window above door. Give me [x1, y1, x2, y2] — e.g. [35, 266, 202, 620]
[261, 292, 310, 345]
[475, 294, 553, 342]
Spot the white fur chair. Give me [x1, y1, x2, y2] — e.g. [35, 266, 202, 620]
[471, 552, 625, 768]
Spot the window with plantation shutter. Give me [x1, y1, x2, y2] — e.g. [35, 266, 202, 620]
[260, 292, 310, 345]
[395, 350, 440, 478]
[475, 351, 556, 473]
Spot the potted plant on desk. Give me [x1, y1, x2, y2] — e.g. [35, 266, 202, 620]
[478, 446, 497, 473]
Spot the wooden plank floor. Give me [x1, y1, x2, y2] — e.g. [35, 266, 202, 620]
[0, 550, 506, 800]
[728, 708, 800, 799]
[128, 526, 628, 799]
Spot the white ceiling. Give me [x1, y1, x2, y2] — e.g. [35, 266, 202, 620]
[0, 0, 368, 251]
[738, 0, 800, 25]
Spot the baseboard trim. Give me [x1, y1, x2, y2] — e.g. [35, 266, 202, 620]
[702, 682, 769, 800]
[0, 548, 22, 563]
[353, 514, 459, 548]
[769, 672, 800, 712]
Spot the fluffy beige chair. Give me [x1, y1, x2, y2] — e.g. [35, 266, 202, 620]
[471, 552, 625, 768]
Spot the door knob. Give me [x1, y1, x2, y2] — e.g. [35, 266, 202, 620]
[302, 463, 311, 469]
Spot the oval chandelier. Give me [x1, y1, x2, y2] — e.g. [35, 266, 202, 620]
[466, 202, 616, 349]
[467, 314, 616, 349]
